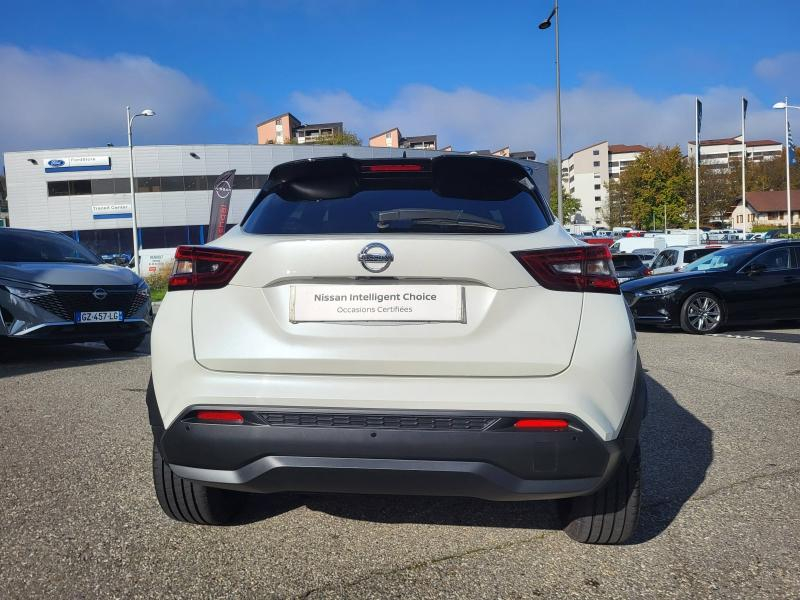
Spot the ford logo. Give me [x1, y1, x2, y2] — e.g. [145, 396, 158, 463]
[48, 159, 65, 167]
[92, 288, 108, 301]
[358, 242, 394, 273]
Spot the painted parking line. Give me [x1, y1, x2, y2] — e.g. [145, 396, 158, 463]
[709, 331, 800, 344]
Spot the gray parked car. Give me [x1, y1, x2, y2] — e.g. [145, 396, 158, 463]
[0, 228, 152, 350]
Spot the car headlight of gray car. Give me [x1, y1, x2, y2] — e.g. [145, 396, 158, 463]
[4, 283, 54, 299]
[634, 284, 680, 297]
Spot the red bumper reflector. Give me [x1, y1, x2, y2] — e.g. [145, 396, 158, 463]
[364, 164, 423, 172]
[196, 410, 245, 424]
[513, 418, 569, 430]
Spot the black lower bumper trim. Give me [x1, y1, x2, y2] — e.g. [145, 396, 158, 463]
[170, 456, 606, 501]
[152, 358, 646, 501]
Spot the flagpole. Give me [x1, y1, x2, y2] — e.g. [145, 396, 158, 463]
[695, 98, 701, 244]
[784, 97, 792, 235]
[741, 97, 747, 234]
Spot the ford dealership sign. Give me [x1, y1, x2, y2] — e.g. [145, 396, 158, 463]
[45, 156, 111, 172]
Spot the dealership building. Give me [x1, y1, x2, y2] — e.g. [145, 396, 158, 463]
[3, 144, 547, 256]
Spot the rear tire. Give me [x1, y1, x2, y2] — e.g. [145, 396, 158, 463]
[152, 442, 244, 525]
[679, 291, 724, 334]
[558, 444, 641, 545]
[104, 334, 145, 352]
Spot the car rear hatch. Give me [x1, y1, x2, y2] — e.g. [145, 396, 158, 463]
[186, 156, 608, 377]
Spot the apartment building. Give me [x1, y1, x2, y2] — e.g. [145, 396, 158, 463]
[368, 127, 437, 150]
[561, 141, 647, 226]
[256, 113, 538, 166]
[256, 112, 343, 145]
[687, 135, 782, 169]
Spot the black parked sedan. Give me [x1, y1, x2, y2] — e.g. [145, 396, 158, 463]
[0, 228, 152, 350]
[620, 241, 800, 334]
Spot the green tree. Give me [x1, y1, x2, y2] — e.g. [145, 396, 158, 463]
[289, 129, 362, 146]
[546, 159, 582, 223]
[606, 146, 692, 229]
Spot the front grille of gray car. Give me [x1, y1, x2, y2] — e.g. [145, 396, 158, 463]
[256, 412, 498, 431]
[28, 294, 71, 320]
[126, 292, 149, 317]
[51, 287, 137, 319]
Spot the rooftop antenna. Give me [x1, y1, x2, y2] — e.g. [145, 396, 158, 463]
[403, 150, 407, 158]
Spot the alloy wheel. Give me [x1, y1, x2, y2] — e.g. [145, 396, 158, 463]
[687, 295, 721, 332]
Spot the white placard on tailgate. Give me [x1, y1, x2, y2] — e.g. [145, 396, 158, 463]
[290, 285, 465, 323]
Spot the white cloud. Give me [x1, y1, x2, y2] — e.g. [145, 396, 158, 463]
[291, 81, 788, 160]
[754, 52, 800, 84]
[0, 46, 214, 161]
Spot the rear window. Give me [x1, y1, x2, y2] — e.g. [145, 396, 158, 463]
[242, 189, 549, 235]
[612, 255, 644, 269]
[684, 248, 718, 263]
[241, 157, 551, 235]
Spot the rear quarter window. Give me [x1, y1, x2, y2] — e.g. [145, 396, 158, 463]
[684, 248, 717, 263]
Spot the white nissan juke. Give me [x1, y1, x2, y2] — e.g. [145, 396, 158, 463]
[148, 155, 646, 544]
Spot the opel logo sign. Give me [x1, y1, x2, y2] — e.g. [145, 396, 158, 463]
[358, 243, 394, 273]
[92, 288, 108, 301]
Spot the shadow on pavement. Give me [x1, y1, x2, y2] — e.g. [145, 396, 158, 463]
[0, 336, 150, 379]
[248, 374, 713, 544]
[631, 374, 713, 542]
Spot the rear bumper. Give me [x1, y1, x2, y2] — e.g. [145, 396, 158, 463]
[150, 364, 646, 501]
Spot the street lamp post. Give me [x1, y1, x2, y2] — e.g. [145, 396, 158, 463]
[539, 1, 563, 225]
[773, 98, 798, 235]
[126, 106, 156, 275]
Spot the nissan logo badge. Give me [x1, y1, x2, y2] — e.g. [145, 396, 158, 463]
[358, 242, 394, 273]
[92, 288, 108, 300]
[215, 180, 232, 199]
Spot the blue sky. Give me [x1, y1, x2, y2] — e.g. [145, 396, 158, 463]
[2, 0, 799, 164]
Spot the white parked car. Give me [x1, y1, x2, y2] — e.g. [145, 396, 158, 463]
[148, 155, 646, 544]
[649, 245, 723, 275]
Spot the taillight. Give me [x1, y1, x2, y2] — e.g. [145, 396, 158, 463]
[196, 410, 245, 424]
[512, 245, 619, 294]
[513, 418, 569, 430]
[644, 268, 652, 276]
[168, 246, 250, 291]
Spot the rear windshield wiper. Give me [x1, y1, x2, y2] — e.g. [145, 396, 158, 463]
[376, 209, 505, 231]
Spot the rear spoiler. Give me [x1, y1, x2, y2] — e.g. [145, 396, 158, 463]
[241, 155, 543, 224]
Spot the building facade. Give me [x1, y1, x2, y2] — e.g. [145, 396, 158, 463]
[728, 190, 800, 227]
[687, 136, 783, 169]
[256, 112, 343, 145]
[368, 128, 437, 150]
[4, 144, 548, 256]
[561, 142, 647, 227]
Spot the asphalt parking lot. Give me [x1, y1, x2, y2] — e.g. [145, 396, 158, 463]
[2, 327, 799, 599]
